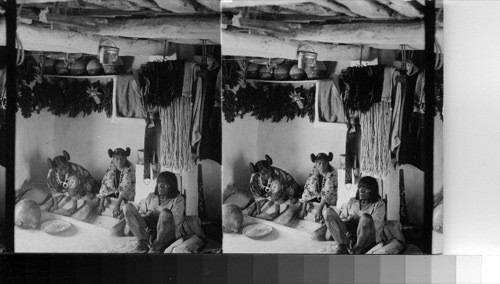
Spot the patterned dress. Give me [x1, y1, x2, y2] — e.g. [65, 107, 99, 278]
[47, 162, 97, 199]
[249, 167, 301, 205]
[301, 165, 338, 206]
[99, 160, 136, 202]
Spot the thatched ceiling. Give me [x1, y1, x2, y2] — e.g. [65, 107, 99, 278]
[221, 0, 443, 61]
[0, 0, 221, 56]
[1, 1, 443, 58]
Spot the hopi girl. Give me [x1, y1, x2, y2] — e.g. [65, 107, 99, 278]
[45, 150, 98, 216]
[248, 155, 302, 220]
[97, 148, 136, 218]
[298, 152, 338, 222]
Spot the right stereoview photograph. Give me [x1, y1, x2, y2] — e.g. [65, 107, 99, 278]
[221, 1, 443, 254]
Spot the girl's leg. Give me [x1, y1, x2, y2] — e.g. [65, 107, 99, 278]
[123, 203, 149, 241]
[323, 208, 349, 245]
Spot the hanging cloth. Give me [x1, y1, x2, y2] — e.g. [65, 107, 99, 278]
[191, 64, 204, 147]
[345, 117, 361, 184]
[381, 67, 395, 102]
[317, 76, 346, 123]
[191, 53, 222, 164]
[394, 61, 420, 167]
[407, 70, 426, 170]
[143, 113, 158, 181]
[389, 69, 404, 151]
[197, 66, 222, 164]
[115, 75, 146, 118]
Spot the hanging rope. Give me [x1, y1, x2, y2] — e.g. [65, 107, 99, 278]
[359, 101, 392, 178]
[160, 97, 195, 174]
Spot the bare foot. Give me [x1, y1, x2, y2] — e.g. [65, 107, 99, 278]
[40, 198, 54, 212]
[56, 207, 76, 216]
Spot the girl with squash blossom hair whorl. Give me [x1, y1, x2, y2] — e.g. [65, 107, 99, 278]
[248, 155, 302, 220]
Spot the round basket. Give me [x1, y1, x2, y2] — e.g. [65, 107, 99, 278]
[41, 219, 71, 235]
[242, 224, 273, 240]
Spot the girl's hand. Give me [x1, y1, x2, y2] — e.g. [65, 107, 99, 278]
[315, 210, 324, 223]
[253, 202, 261, 216]
[113, 208, 121, 219]
[298, 202, 307, 219]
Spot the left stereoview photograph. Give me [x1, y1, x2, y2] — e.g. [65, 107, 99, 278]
[10, 1, 222, 253]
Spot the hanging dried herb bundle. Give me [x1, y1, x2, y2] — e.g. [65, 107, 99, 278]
[17, 56, 39, 85]
[16, 56, 40, 118]
[30, 79, 112, 118]
[222, 89, 237, 123]
[222, 83, 315, 123]
[222, 57, 241, 90]
[142, 61, 184, 109]
[100, 81, 113, 117]
[341, 65, 385, 113]
[221, 58, 315, 123]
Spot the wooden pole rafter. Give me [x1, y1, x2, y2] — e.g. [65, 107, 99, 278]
[0, 21, 168, 56]
[231, 17, 442, 50]
[222, 30, 375, 61]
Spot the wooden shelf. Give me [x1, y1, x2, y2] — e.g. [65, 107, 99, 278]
[246, 79, 321, 84]
[245, 78, 347, 129]
[43, 74, 118, 79]
[44, 74, 145, 126]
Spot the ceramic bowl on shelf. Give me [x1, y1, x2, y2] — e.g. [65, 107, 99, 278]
[86, 59, 104, 75]
[55, 61, 70, 75]
[289, 64, 307, 80]
[70, 59, 88, 76]
[258, 65, 273, 80]
[273, 63, 291, 80]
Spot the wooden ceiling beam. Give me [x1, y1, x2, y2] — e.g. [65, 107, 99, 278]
[0, 21, 169, 56]
[332, 0, 401, 19]
[196, 0, 221, 13]
[94, 16, 221, 43]
[232, 17, 441, 50]
[154, 0, 213, 13]
[222, 0, 314, 8]
[373, 0, 423, 18]
[223, 0, 359, 17]
[221, 30, 375, 61]
[18, 9, 108, 28]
